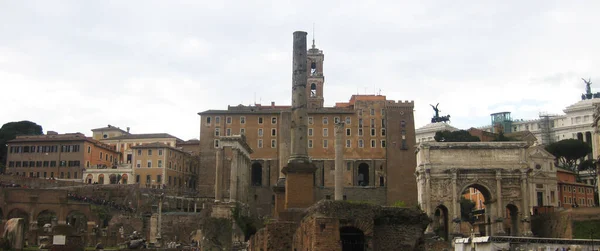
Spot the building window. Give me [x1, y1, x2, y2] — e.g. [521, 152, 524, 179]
[323, 140, 328, 148]
[359, 119, 363, 127]
[359, 139, 364, 148]
[346, 140, 351, 148]
[345, 117, 351, 125]
[258, 117, 263, 124]
[358, 109, 363, 116]
[226, 116, 232, 124]
[240, 116, 246, 124]
[158, 160, 163, 168]
[381, 128, 386, 136]
[214, 139, 220, 148]
[87, 146, 91, 153]
[226, 128, 231, 136]
[358, 128, 363, 136]
[215, 128, 220, 136]
[240, 128, 245, 135]
[148, 149, 153, 156]
[401, 139, 407, 149]
[370, 119, 375, 128]
[308, 117, 314, 125]
[401, 120, 406, 128]
[323, 128, 329, 137]
[206, 117, 211, 124]
[258, 139, 263, 148]
[371, 128, 376, 136]
[158, 149, 163, 156]
[157, 175, 162, 183]
[308, 140, 313, 148]
[381, 119, 386, 128]
[258, 128, 263, 137]
[334, 117, 340, 124]
[271, 117, 277, 124]
[370, 109, 375, 115]
[381, 109, 385, 116]
[271, 139, 276, 148]
[215, 116, 221, 124]
[371, 139, 376, 148]
[271, 128, 277, 136]
[346, 128, 351, 136]
[381, 140, 386, 148]
[323, 117, 328, 125]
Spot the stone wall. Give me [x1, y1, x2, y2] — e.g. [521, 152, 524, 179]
[248, 221, 296, 251]
[532, 207, 600, 239]
[315, 186, 387, 205]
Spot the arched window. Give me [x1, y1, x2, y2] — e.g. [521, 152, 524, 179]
[310, 83, 317, 97]
[357, 163, 369, 186]
[310, 62, 317, 75]
[251, 162, 263, 186]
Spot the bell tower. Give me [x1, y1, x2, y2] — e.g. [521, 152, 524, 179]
[307, 37, 325, 109]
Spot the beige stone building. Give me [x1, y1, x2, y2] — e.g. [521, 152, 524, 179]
[131, 142, 195, 190]
[5, 132, 119, 180]
[198, 42, 417, 216]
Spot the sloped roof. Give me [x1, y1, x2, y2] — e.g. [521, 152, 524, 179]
[106, 133, 182, 142]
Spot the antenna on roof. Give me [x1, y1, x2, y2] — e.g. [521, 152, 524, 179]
[312, 23, 316, 48]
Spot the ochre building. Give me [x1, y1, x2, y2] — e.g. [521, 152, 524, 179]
[198, 42, 417, 215]
[5, 132, 119, 180]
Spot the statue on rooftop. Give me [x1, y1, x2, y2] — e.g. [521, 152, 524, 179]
[430, 103, 451, 123]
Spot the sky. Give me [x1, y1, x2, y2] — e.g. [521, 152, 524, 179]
[1, 1, 599, 141]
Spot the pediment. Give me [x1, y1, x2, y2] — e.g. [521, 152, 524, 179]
[528, 146, 555, 159]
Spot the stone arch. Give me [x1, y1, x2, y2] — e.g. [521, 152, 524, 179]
[7, 208, 29, 231]
[310, 83, 317, 97]
[358, 163, 369, 186]
[121, 174, 128, 184]
[505, 204, 520, 236]
[66, 210, 88, 233]
[86, 174, 93, 184]
[251, 162, 262, 186]
[459, 183, 494, 236]
[109, 174, 117, 184]
[36, 209, 58, 227]
[98, 174, 105, 184]
[340, 226, 366, 251]
[433, 205, 449, 241]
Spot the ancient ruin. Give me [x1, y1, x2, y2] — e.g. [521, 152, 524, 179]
[416, 141, 559, 239]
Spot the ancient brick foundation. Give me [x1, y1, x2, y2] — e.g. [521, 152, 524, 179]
[248, 200, 429, 251]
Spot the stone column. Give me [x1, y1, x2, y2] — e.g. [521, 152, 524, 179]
[424, 169, 434, 236]
[495, 170, 506, 235]
[520, 170, 533, 236]
[288, 31, 309, 164]
[214, 148, 223, 202]
[451, 170, 460, 237]
[334, 122, 345, 200]
[229, 149, 239, 202]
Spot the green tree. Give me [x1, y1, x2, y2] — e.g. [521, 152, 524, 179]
[459, 198, 477, 225]
[578, 159, 598, 187]
[545, 139, 591, 171]
[434, 130, 480, 142]
[0, 121, 43, 173]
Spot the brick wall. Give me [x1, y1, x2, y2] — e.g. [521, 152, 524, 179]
[248, 221, 296, 251]
[315, 186, 387, 205]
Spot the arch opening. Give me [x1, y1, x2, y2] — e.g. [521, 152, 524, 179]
[251, 162, 262, 186]
[86, 174, 93, 184]
[98, 174, 105, 184]
[36, 209, 57, 228]
[66, 210, 88, 233]
[7, 208, 29, 232]
[357, 163, 369, 186]
[505, 204, 520, 236]
[433, 205, 449, 241]
[310, 83, 317, 97]
[121, 174, 128, 184]
[460, 184, 493, 236]
[109, 174, 118, 184]
[340, 226, 365, 251]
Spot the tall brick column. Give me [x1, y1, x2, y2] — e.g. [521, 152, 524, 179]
[281, 31, 317, 210]
[334, 122, 345, 200]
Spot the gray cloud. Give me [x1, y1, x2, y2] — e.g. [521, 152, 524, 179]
[1, 1, 599, 140]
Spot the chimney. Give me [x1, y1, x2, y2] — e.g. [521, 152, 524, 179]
[271, 101, 275, 108]
[127, 127, 130, 133]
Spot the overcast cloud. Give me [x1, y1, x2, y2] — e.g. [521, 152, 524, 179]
[1, 1, 599, 140]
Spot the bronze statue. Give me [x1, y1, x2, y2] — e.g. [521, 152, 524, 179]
[430, 103, 440, 119]
[430, 103, 450, 123]
[583, 78, 592, 95]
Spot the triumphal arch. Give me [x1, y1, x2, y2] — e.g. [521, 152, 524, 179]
[415, 141, 558, 239]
